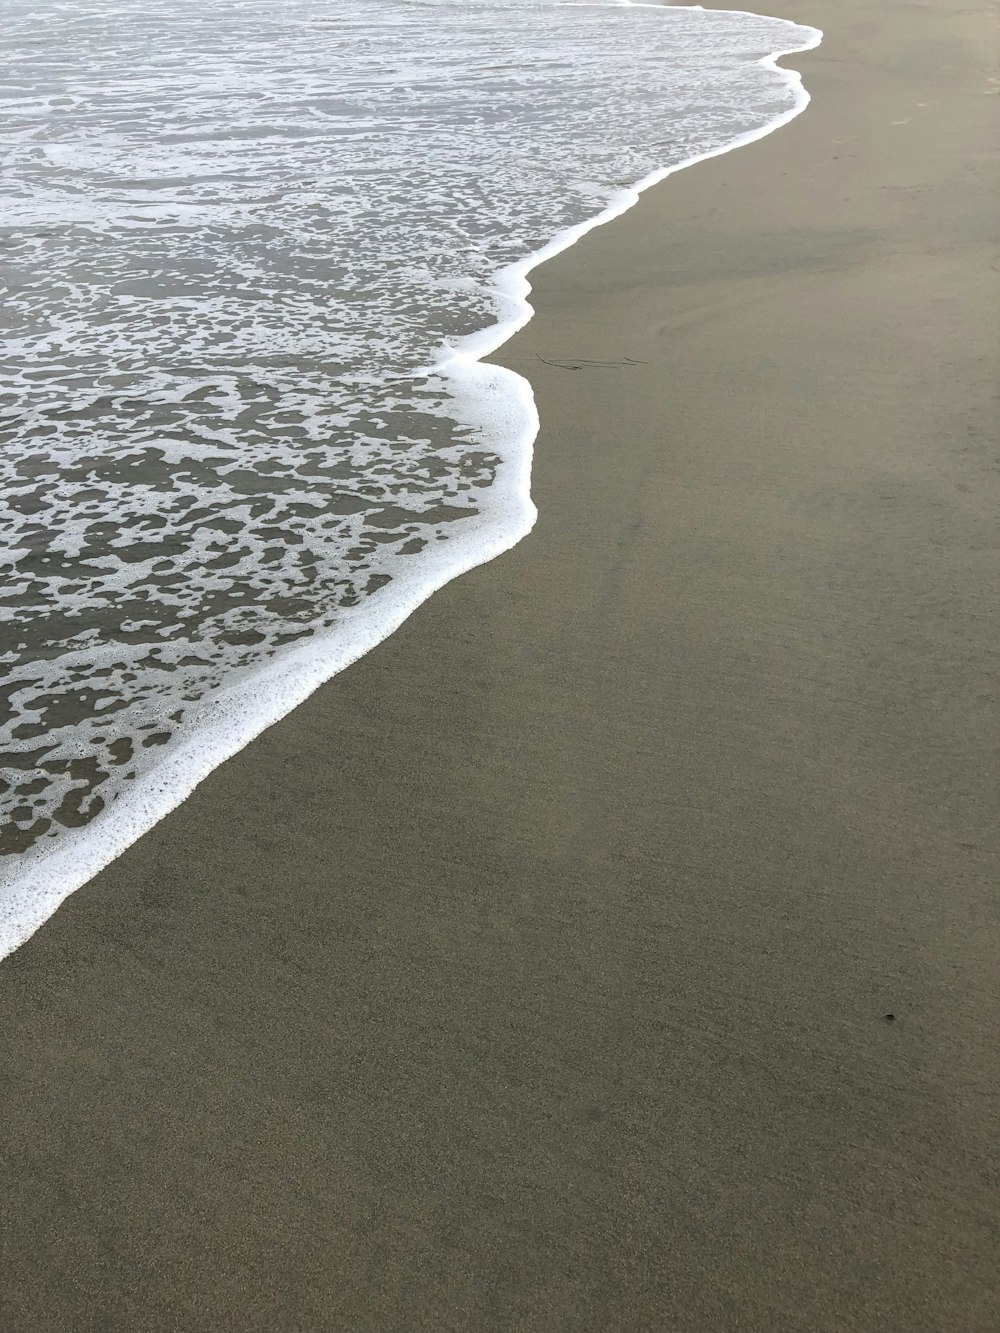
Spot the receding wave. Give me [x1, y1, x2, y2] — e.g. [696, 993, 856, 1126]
[0, 0, 820, 955]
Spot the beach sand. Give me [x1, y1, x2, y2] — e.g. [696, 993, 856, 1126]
[1, 1, 997, 1329]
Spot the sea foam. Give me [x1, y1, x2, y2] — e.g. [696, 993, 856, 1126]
[0, 0, 821, 957]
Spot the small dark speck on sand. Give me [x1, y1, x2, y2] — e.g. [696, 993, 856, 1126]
[885, 1013, 896, 1022]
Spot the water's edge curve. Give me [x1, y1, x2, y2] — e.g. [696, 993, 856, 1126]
[0, 7, 822, 960]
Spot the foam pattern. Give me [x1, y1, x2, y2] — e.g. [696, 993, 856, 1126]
[0, 0, 818, 949]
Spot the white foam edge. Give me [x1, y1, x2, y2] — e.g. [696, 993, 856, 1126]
[0, 7, 823, 960]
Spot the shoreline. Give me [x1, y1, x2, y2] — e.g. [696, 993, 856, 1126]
[1, 1, 997, 1330]
[0, 6, 821, 960]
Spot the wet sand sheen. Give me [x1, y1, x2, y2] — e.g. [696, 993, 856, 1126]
[1, 1, 998, 1329]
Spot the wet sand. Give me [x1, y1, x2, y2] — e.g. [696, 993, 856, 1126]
[1, 1, 998, 1329]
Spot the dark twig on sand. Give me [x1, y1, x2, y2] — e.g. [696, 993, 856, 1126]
[534, 353, 648, 371]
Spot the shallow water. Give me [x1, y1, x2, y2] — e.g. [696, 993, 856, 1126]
[0, 0, 818, 949]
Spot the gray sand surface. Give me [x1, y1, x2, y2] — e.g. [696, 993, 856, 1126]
[1, 1, 997, 1329]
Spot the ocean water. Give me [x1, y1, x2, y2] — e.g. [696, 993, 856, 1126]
[0, 0, 820, 954]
